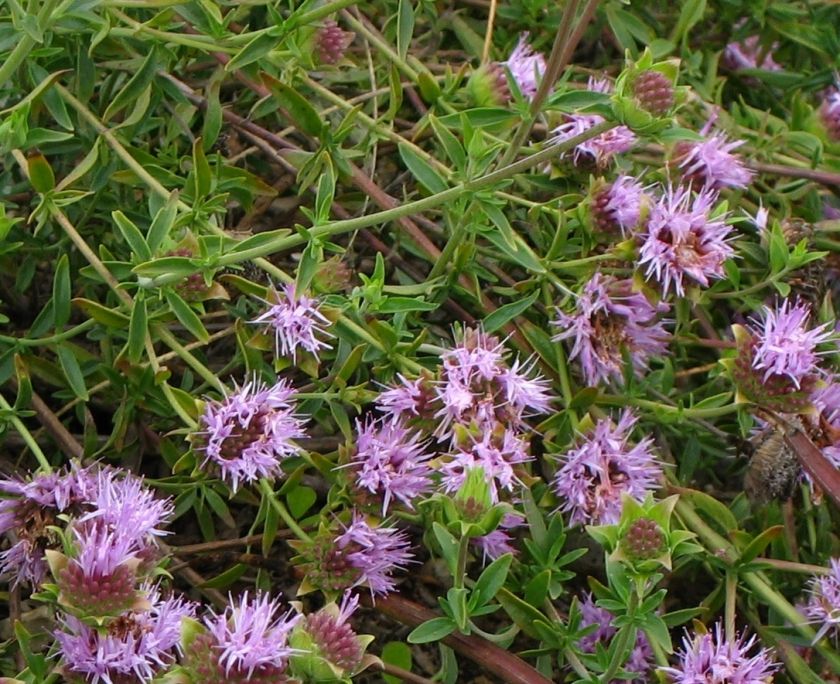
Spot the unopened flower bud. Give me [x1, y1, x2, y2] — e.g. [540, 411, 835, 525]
[317, 20, 354, 65]
[632, 70, 674, 115]
[620, 517, 665, 561]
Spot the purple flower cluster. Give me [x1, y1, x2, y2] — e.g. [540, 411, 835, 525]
[56, 584, 194, 684]
[577, 593, 653, 682]
[197, 377, 305, 492]
[750, 300, 833, 389]
[184, 591, 300, 683]
[723, 34, 781, 72]
[440, 429, 530, 504]
[675, 131, 754, 190]
[552, 78, 636, 167]
[553, 273, 670, 387]
[591, 175, 648, 235]
[303, 512, 414, 596]
[350, 417, 432, 514]
[552, 410, 662, 525]
[252, 283, 332, 361]
[821, 88, 840, 141]
[503, 34, 546, 101]
[639, 185, 734, 296]
[803, 558, 840, 640]
[659, 622, 778, 683]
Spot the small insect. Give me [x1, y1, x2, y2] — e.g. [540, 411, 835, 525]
[744, 423, 801, 504]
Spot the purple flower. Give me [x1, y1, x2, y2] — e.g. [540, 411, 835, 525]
[185, 592, 299, 682]
[552, 78, 636, 167]
[473, 512, 524, 563]
[591, 175, 648, 235]
[333, 513, 414, 596]
[435, 328, 552, 438]
[503, 34, 546, 100]
[350, 417, 432, 514]
[552, 410, 662, 525]
[251, 283, 332, 361]
[55, 584, 195, 684]
[196, 377, 306, 492]
[441, 429, 531, 503]
[820, 88, 840, 142]
[552, 273, 670, 387]
[76, 468, 172, 559]
[0, 463, 95, 586]
[723, 34, 782, 72]
[675, 131, 754, 190]
[376, 373, 435, 421]
[639, 185, 734, 296]
[749, 300, 833, 389]
[804, 558, 840, 640]
[577, 593, 654, 683]
[659, 621, 778, 683]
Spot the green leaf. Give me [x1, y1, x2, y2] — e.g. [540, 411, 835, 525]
[53, 253, 71, 328]
[377, 296, 438, 313]
[429, 115, 466, 170]
[382, 642, 413, 684]
[432, 522, 459, 576]
[133, 256, 198, 279]
[398, 143, 448, 194]
[147, 191, 180, 254]
[315, 163, 335, 224]
[671, 0, 705, 43]
[127, 297, 148, 363]
[229, 228, 292, 256]
[397, 0, 415, 60]
[200, 563, 248, 588]
[73, 298, 129, 328]
[681, 489, 738, 534]
[204, 487, 236, 527]
[104, 48, 158, 122]
[27, 153, 55, 192]
[226, 32, 279, 71]
[738, 525, 783, 565]
[407, 617, 456, 644]
[496, 588, 548, 640]
[113, 210, 152, 261]
[202, 73, 224, 150]
[265, 77, 324, 137]
[483, 290, 539, 333]
[190, 138, 213, 199]
[56, 345, 89, 400]
[472, 553, 513, 608]
[286, 485, 316, 518]
[164, 290, 210, 343]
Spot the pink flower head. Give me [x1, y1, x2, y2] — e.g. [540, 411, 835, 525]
[503, 34, 546, 100]
[435, 328, 552, 438]
[473, 511, 524, 563]
[639, 185, 734, 296]
[197, 377, 306, 492]
[577, 593, 654, 682]
[676, 131, 754, 190]
[441, 429, 531, 503]
[804, 558, 840, 640]
[659, 622, 778, 683]
[552, 410, 662, 525]
[376, 373, 435, 421]
[350, 417, 432, 514]
[251, 283, 332, 361]
[552, 273, 670, 387]
[55, 584, 195, 684]
[591, 175, 648, 235]
[333, 512, 414, 596]
[820, 88, 840, 141]
[552, 78, 636, 167]
[723, 34, 782, 72]
[198, 592, 300, 679]
[0, 463, 95, 586]
[749, 300, 834, 389]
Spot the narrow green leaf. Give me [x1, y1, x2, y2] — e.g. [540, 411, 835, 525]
[229, 228, 292, 256]
[56, 345, 89, 400]
[202, 73, 224, 150]
[472, 553, 513, 608]
[191, 137, 213, 199]
[407, 617, 456, 644]
[397, 0, 415, 60]
[104, 48, 158, 122]
[127, 297, 148, 363]
[200, 563, 248, 588]
[113, 210, 152, 261]
[226, 32, 278, 71]
[286, 485, 316, 518]
[264, 76, 324, 137]
[429, 115, 465, 170]
[164, 290, 210, 343]
[147, 191, 180, 254]
[13, 354, 32, 411]
[27, 153, 55, 193]
[73, 298, 129, 328]
[483, 290, 539, 333]
[382, 642, 413, 684]
[53, 253, 71, 328]
[133, 256, 198, 279]
[398, 143, 448, 194]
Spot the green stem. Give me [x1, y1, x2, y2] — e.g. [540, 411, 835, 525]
[725, 571, 737, 644]
[454, 533, 470, 590]
[259, 478, 312, 542]
[426, 216, 469, 281]
[340, 11, 419, 81]
[153, 324, 224, 393]
[0, 393, 52, 472]
[0, 319, 96, 347]
[0, 0, 61, 86]
[600, 593, 637, 683]
[599, 394, 739, 420]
